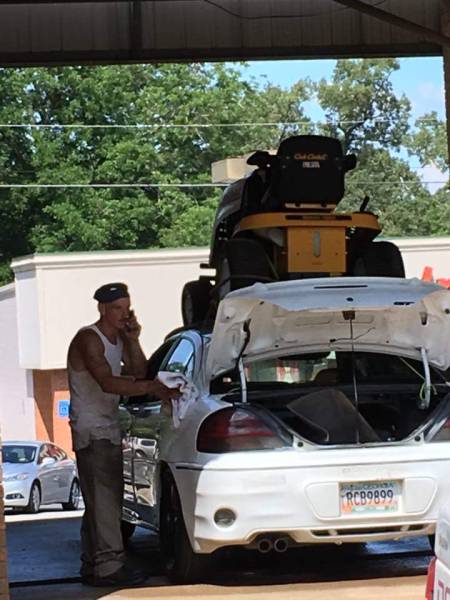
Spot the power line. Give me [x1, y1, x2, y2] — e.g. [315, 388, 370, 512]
[0, 181, 447, 189]
[0, 121, 312, 129]
[0, 183, 226, 189]
[0, 117, 441, 130]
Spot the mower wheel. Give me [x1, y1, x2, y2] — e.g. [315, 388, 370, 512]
[181, 279, 212, 327]
[353, 241, 405, 278]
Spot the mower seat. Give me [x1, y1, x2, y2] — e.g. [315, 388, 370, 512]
[251, 135, 356, 210]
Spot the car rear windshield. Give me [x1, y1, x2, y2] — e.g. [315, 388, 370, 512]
[212, 351, 448, 391]
[2, 445, 36, 463]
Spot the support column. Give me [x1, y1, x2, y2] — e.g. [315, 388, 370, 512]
[33, 369, 72, 455]
[0, 430, 10, 599]
[442, 0, 450, 167]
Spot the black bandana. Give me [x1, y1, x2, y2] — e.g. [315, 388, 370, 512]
[93, 282, 129, 303]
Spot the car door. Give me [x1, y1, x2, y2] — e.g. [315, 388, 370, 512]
[121, 338, 176, 525]
[49, 445, 73, 502]
[129, 335, 198, 528]
[119, 403, 135, 519]
[37, 444, 59, 504]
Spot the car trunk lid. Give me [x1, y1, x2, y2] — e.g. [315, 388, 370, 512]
[206, 277, 450, 379]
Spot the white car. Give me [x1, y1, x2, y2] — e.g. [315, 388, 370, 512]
[3, 441, 80, 513]
[425, 503, 450, 600]
[120, 277, 450, 583]
[425, 506, 450, 599]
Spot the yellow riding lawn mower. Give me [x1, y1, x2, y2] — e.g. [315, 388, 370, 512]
[181, 135, 405, 328]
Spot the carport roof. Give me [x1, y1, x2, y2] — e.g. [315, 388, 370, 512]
[0, 0, 447, 67]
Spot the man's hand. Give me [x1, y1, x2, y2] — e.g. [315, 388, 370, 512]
[121, 310, 141, 342]
[147, 380, 182, 403]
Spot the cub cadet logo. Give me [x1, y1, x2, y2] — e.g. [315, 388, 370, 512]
[294, 153, 328, 161]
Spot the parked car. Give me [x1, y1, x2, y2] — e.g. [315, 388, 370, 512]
[120, 277, 450, 583]
[425, 505, 450, 599]
[2, 441, 80, 513]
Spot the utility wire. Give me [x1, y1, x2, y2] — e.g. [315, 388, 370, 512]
[0, 181, 447, 189]
[0, 183, 228, 189]
[0, 117, 441, 130]
[0, 121, 440, 129]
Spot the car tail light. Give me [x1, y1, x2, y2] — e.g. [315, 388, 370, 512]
[425, 556, 436, 600]
[197, 407, 290, 453]
[430, 418, 450, 442]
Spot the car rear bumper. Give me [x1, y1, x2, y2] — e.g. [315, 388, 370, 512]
[172, 447, 450, 553]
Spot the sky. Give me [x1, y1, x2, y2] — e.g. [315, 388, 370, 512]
[242, 56, 446, 121]
[241, 56, 447, 191]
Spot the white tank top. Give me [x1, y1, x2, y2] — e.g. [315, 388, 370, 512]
[68, 324, 124, 451]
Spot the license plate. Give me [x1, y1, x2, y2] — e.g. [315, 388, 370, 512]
[340, 480, 400, 515]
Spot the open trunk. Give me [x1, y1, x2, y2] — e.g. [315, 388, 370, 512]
[213, 350, 450, 446]
[207, 277, 450, 446]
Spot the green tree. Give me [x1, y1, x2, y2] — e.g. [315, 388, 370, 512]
[0, 69, 37, 281]
[340, 148, 449, 236]
[313, 59, 449, 236]
[4, 64, 311, 270]
[315, 59, 410, 154]
[0, 59, 448, 286]
[407, 112, 448, 171]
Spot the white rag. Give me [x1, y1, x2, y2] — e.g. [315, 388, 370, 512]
[157, 371, 199, 428]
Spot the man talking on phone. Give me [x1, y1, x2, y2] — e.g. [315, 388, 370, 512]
[67, 282, 179, 587]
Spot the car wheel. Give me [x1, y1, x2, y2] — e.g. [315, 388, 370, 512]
[62, 479, 81, 511]
[121, 520, 136, 544]
[160, 470, 212, 583]
[25, 482, 41, 514]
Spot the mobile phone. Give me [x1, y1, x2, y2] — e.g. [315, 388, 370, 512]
[125, 309, 134, 331]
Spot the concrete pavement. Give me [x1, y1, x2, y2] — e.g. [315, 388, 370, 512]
[5, 503, 83, 524]
[6, 509, 433, 599]
[9, 576, 427, 600]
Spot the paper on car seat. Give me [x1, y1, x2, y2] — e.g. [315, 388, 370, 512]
[157, 371, 199, 428]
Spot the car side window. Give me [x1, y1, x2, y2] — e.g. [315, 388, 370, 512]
[48, 444, 67, 461]
[146, 339, 177, 380]
[38, 444, 50, 464]
[161, 338, 195, 379]
[124, 339, 178, 407]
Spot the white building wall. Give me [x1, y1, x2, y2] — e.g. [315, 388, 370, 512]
[395, 237, 450, 282]
[0, 285, 35, 440]
[9, 238, 450, 372]
[12, 248, 212, 370]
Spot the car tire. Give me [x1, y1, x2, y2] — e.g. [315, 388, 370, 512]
[160, 470, 212, 583]
[62, 479, 81, 511]
[181, 279, 212, 328]
[121, 520, 136, 544]
[25, 482, 41, 514]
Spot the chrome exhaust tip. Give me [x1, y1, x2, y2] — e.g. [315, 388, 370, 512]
[273, 537, 289, 553]
[257, 538, 273, 554]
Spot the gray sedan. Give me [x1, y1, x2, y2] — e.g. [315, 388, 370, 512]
[3, 441, 80, 513]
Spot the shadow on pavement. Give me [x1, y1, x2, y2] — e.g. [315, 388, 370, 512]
[7, 513, 433, 599]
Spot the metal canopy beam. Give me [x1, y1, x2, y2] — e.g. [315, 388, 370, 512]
[0, 1, 444, 67]
[333, 0, 450, 47]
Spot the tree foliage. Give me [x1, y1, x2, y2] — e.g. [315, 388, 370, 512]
[407, 111, 448, 171]
[0, 59, 448, 285]
[315, 59, 410, 153]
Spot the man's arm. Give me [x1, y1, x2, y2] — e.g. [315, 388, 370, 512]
[75, 330, 176, 401]
[121, 311, 148, 379]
